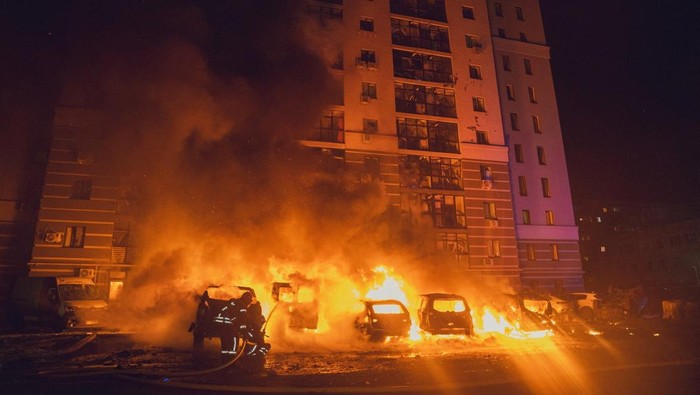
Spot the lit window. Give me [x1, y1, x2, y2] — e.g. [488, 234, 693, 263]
[528, 86, 537, 103]
[532, 115, 542, 133]
[476, 130, 489, 144]
[516, 7, 524, 21]
[514, 144, 524, 163]
[472, 96, 486, 112]
[552, 244, 559, 261]
[502, 55, 511, 71]
[541, 177, 551, 197]
[518, 176, 527, 196]
[522, 209, 531, 224]
[527, 244, 536, 260]
[484, 202, 497, 219]
[524, 59, 533, 75]
[506, 84, 515, 100]
[64, 226, 86, 248]
[362, 82, 377, 99]
[462, 6, 475, 19]
[545, 210, 555, 225]
[596, 216, 602, 222]
[510, 113, 519, 130]
[469, 65, 482, 79]
[537, 146, 546, 165]
[488, 240, 501, 257]
[360, 17, 374, 32]
[600, 246, 606, 252]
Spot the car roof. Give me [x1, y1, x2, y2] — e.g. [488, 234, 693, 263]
[420, 293, 465, 299]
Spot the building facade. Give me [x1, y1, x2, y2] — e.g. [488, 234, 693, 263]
[304, 0, 583, 291]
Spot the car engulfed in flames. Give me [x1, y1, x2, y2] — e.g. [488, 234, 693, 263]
[418, 293, 474, 336]
[354, 299, 411, 342]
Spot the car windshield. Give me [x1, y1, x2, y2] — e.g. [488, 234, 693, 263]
[59, 284, 101, 300]
[371, 303, 403, 314]
[433, 298, 466, 312]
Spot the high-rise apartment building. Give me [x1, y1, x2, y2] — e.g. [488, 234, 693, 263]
[304, 0, 583, 291]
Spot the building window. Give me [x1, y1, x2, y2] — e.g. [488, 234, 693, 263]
[522, 209, 531, 225]
[506, 84, 516, 100]
[480, 165, 493, 180]
[317, 110, 344, 143]
[331, 51, 343, 70]
[70, 180, 92, 200]
[390, 0, 447, 22]
[476, 130, 489, 144]
[396, 117, 459, 153]
[524, 59, 533, 75]
[495, 2, 503, 17]
[498, 28, 506, 38]
[436, 233, 469, 255]
[465, 34, 479, 49]
[532, 115, 542, 133]
[545, 210, 555, 225]
[514, 144, 524, 163]
[359, 49, 377, 66]
[502, 55, 511, 71]
[520, 32, 528, 42]
[462, 6, 475, 19]
[64, 226, 86, 248]
[516, 6, 524, 21]
[510, 112, 519, 130]
[484, 202, 497, 219]
[399, 155, 462, 190]
[364, 155, 381, 176]
[527, 244, 536, 261]
[551, 244, 559, 261]
[362, 82, 377, 99]
[472, 96, 486, 112]
[537, 146, 546, 164]
[488, 240, 501, 257]
[360, 17, 374, 32]
[423, 194, 467, 228]
[518, 176, 528, 196]
[541, 177, 551, 197]
[395, 83, 457, 118]
[528, 86, 537, 103]
[469, 65, 482, 79]
[391, 18, 450, 52]
[393, 49, 454, 83]
[363, 118, 378, 134]
[308, 4, 343, 25]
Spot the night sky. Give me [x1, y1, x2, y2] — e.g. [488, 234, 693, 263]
[2, 1, 700, 207]
[540, 0, 700, 207]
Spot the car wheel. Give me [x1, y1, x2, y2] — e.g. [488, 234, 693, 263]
[578, 306, 594, 321]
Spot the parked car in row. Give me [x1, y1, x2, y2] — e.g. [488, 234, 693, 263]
[418, 293, 474, 336]
[354, 299, 411, 341]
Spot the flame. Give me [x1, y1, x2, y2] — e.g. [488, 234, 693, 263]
[476, 307, 553, 339]
[364, 266, 408, 305]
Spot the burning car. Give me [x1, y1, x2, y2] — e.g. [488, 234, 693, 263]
[188, 285, 270, 370]
[271, 281, 319, 330]
[417, 293, 474, 336]
[355, 299, 411, 341]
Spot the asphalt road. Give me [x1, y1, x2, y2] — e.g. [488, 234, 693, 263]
[1, 318, 698, 394]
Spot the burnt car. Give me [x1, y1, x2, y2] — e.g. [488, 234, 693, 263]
[271, 281, 319, 330]
[418, 293, 474, 336]
[355, 299, 411, 341]
[188, 285, 270, 370]
[505, 292, 558, 333]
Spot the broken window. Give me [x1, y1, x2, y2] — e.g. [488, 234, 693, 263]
[425, 194, 467, 229]
[308, 4, 343, 26]
[316, 110, 344, 143]
[396, 117, 459, 153]
[391, 18, 450, 53]
[395, 83, 457, 118]
[436, 233, 469, 255]
[399, 155, 462, 190]
[393, 50, 454, 84]
[390, 0, 447, 22]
